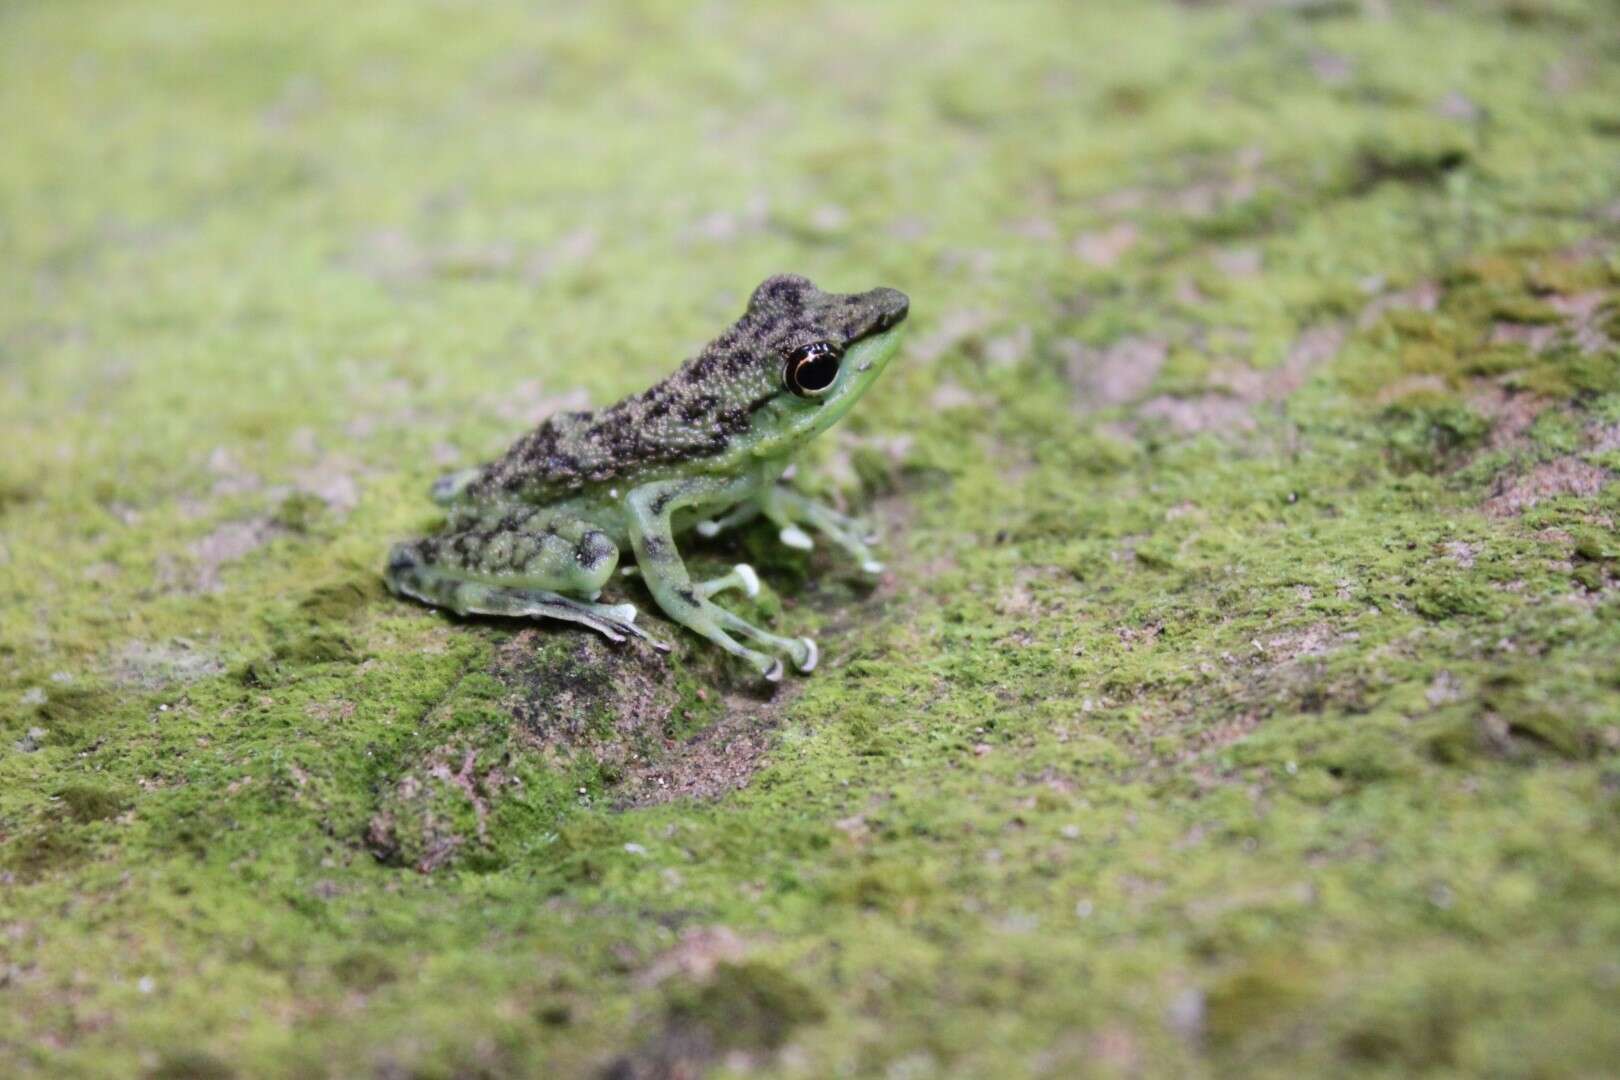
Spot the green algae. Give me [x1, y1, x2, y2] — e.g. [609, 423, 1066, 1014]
[4, 0, 1620, 1076]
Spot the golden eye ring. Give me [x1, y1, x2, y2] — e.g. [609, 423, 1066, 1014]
[784, 341, 842, 397]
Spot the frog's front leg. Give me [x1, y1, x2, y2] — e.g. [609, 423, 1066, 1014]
[693, 479, 883, 575]
[627, 478, 816, 681]
[707, 484, 884, 575]
[386, 507, 665, 648]
[616, 562, 760, 600]
[763, 487, 884, 574]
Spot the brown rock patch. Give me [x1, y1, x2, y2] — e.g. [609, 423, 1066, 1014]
[1490, 320, 1561, 354]
[1063, 335, 1169, 408]
[1357, 281, 1441, 330]
[109, 640, 225, 689]
[494, 631, 686, 760]
[366, 744, 511, 874]
[1485, 457, 1611, 517]
[1468, 385, 1549, 451]
[187, 518, 277, 593]
[1071, 223, 1140, 268]
[1588, 421, 1620, 454]
[1548, 291, 1616, 355]
[1135, 319, 1345, 436]
[610, 695, 785, 808]
[492, 630, 792, 811]
[636, 926, 754, 988]
[1137, 394, 1256, 435]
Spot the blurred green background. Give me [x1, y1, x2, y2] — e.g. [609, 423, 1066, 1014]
[3, 1, 1620, 1076]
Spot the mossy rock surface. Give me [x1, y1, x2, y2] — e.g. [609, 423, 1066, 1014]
[5, 1, 1620, 1076]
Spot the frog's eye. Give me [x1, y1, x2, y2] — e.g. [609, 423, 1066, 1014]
[784, 342, 842, 398]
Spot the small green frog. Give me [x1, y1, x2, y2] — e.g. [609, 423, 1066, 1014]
[386, 274, 909, 681]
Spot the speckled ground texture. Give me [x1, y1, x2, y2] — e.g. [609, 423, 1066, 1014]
[4, 1, 1620, 1076]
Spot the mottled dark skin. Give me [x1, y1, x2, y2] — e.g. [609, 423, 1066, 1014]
[461, 274, 909, 501]
[387, 274, 910, 680]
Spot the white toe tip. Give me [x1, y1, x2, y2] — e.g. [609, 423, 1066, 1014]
[620, 565, 639, 577]
[695, 520, 721, 538]
[780, 525, 814, 551]
[861, 560, 885, 576]
[797, 637, 819, 673]
[763, 659, 784, 683]
[734, 563, 760, 598]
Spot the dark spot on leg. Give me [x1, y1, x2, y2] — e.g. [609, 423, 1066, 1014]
[387, 543, 419, 574]
[576, 530, 614, 569]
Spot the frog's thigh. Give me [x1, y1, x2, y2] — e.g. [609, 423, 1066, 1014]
[387, 509, 619, 602]
[386, 511, 665, 645]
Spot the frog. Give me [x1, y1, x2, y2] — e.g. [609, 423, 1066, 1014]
[385, 273, 910, 681]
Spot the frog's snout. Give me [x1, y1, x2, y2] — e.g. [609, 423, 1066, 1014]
[867, 287, 910, 331]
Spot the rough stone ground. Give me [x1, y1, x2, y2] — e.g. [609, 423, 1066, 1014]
[3, 1, 1620, 1076]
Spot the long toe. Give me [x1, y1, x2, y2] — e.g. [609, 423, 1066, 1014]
[607, 617, 672, 652]
[793, 637, 819, 673]
[779, 525, 814, 551]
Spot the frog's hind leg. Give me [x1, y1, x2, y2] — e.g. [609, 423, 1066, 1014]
[386, 509, 667, 650]
[394, 572, 655, 645]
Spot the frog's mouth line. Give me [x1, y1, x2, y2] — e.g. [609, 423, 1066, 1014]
[844, 324, 905, 383]
[851, 303, 909, 371]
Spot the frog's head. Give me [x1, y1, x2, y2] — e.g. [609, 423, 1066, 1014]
[726, 273, 909, 456]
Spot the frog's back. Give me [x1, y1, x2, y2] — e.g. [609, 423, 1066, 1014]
[453, 273, 909, 505]
[462, 374, 751, 502]
[468, 407, 612, 500]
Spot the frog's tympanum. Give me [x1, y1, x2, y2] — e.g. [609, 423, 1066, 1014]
[386, 274, 909, 681]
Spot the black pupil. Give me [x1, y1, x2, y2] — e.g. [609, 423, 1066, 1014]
[791, 345, 840, 394]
